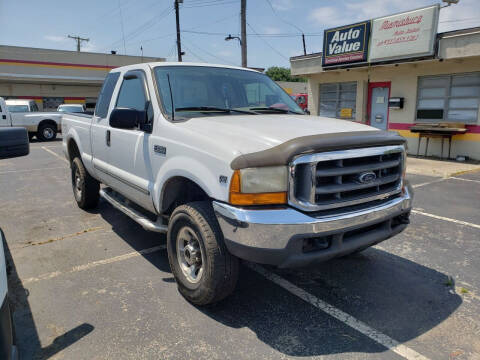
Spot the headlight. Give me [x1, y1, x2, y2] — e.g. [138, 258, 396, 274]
[229, 166, 288, 205]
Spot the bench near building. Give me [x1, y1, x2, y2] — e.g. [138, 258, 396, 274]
[0, 45, 164, 111]
[291, 5, 480, 160]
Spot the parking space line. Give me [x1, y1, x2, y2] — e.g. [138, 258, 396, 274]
[411, 179, 445, 189]
[22, 244, 166, 285]
[248, 263, 430, 360]
[0, 166, 66, 175]
[412, 209, 480, 230]
[41, 146, 69, 164]
[450, 177, 480, 184]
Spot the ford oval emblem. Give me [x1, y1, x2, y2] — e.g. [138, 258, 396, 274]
[357, 171, 376, 184]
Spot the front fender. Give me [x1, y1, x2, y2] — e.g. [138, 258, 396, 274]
[152, 155, 231, 213]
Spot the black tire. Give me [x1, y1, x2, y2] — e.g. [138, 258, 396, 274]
[37, 122, 57, 141]
[28, 133, 35, 141]
[167, 201, 239, 305]
[71, 157, 100, 209]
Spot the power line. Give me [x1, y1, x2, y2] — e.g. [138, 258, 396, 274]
[264, 0, 303, 33]
[264, 0, 306, 54]
[105, 6, 174, 52]
[182, 0, 239, 8]
[122, 13, 239, 47]
[182, 29, 324, 37]
[246, 22, 288, 61]
[181, 37, 236, 65]
[181, 43, 208, 62]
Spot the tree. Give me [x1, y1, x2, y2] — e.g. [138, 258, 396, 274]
[265, 66, 306, 82]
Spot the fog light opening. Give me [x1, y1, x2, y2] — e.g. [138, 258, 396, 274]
[302, 236, 331, 253]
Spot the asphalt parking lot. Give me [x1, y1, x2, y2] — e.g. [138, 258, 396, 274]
[1, 138, 480, 360]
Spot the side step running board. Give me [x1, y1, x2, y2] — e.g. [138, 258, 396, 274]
[100, 188, 167, 233]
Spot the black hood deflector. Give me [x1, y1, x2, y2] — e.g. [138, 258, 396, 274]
[230, 130, 406, 169]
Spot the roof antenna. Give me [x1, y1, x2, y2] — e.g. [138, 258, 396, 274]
[167, 73, 175, 121]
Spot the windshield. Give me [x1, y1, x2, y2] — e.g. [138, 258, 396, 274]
[58, 105, 83, 113]
[153, 66, 304, 119]
[7, 105, 29, 113]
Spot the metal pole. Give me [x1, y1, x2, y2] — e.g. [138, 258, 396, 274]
[175, 0, 183, 62]
[302, 33, 306, 55]
[240, 0, 247, 67]
[68, 35, 89, 52]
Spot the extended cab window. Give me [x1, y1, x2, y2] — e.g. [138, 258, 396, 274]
[95, 72, 120, 118]
[7, 105, 29, 113]
[116, 75, 147, 111]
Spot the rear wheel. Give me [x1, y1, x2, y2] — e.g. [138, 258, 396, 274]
[167, 201, 239, 305]
[37, 123, 57, 141]
[71, 157, 100, 209]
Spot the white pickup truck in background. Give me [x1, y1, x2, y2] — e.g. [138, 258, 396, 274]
[62, 62, 413, 305]
[0, 98, 62, 141]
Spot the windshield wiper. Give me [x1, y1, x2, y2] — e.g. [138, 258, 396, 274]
[248, 107, 303, 115]
[175, 106, 256, 115]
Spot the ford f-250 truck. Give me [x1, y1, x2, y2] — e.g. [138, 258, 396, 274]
[0, 98, 62, 141]
[62, 62, 413, 305]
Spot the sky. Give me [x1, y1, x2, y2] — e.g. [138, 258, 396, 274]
[1, 0, 479, 69]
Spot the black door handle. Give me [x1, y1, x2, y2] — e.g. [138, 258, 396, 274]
[106, 130, 111, 146]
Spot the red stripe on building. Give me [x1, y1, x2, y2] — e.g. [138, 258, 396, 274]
[0, 58, 115, 70]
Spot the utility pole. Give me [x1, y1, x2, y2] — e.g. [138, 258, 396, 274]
[240, 0, 247, 67]
[68, 35, 89, 52]
[302, 34, 306, 55]
[175, 0, 183, 62]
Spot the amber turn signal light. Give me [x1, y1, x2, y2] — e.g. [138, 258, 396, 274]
[229, 170, 287, 205]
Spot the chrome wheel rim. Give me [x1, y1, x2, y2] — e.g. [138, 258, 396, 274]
[73, 167, 82, 200]
[43, 127, 54, 139]
[176, 226, 204, 283]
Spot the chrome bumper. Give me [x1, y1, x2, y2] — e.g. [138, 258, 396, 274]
[213, 182, 413, 268]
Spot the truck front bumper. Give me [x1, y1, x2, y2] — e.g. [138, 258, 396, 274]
[213, 182, 413, 268]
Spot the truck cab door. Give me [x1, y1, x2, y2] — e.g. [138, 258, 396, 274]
[104, 70, 155, 212]
[91, 72, 120, 184]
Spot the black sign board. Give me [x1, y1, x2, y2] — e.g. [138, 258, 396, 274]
[322, 21, 371, 67]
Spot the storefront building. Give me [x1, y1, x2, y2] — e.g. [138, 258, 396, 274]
[291, 5, 480, 160]
[0, 45, 164, 111]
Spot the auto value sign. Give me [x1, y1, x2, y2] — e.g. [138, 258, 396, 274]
[322, 21, 371, 67]
[369, 5, 439, 63]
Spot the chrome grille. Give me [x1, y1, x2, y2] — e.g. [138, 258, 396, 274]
[289, 145, 405, 212]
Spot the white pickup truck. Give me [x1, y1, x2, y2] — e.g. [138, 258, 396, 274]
[62, 62, 413, 305]
[0, 98, 62, 141]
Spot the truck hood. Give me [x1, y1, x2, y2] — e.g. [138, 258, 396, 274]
[178, 114, 378, 156]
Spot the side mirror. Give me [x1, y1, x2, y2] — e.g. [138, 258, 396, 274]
[0, 127, 29, 159]
[109, 108, 145, 129]
[304, 108, 310, 115]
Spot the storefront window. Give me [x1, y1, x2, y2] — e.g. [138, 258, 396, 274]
[416, 73, 480, 124]
[319, 82, 356, 119]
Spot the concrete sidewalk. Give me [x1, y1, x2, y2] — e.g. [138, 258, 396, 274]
[406, 156, 480, 178]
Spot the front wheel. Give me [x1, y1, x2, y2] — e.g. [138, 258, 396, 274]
[167, 201, 239, 305]
[71, 157, 100, 209]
